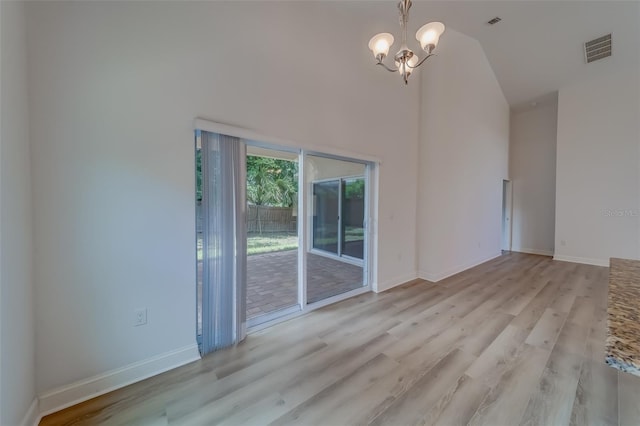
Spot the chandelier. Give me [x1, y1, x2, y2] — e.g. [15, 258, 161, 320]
[368, 0, 445, 85]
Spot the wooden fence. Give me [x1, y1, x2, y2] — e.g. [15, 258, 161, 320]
[196, 203, 296, 234]
[247, 205, 296, 233]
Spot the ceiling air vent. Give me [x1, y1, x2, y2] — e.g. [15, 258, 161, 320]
[487, 17, 501, 25]
[585, 33, 612, 63]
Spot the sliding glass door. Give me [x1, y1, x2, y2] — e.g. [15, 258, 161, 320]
[196, 124, 375, 335]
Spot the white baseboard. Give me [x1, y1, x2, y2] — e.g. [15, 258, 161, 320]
[553, 255, 610, 267]
[418, 252, 502, 283]
[37, 344, 201, 418]
[375, 271, 418, 293]
[512, 247, 554, 257]
[20, 397, 39, 426]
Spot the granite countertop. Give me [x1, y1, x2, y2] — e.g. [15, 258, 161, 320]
[606, 258, 640, 376]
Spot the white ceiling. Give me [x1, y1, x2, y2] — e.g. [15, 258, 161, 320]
[362, 0, 640, 107]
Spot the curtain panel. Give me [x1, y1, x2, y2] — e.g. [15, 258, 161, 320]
[200, 131, 247, 355]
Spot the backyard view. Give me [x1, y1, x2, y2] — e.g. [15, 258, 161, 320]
[245, 154, 301, 319]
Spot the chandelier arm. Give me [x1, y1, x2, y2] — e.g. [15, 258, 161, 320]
[407, 53, 435, 69]
[376, 61, 399, 73]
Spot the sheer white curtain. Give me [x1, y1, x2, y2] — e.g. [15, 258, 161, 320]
[200, 131, 247, 355]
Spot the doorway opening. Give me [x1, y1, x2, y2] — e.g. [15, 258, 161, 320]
[245, 147, 300, 324]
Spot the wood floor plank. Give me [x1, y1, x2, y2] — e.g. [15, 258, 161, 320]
[465, 324, 531, 388]
[40, 254, 618, 426]
[169, 330, 398, 425]
[165, 338, 327, 422]
[368, 349, 477, 426]
[428, 374, 489, 426]
[467, 343, 551, 426]
[510, 278, 561, 331]
[618, 370, 640, 426]
[518, 320, 588, 426]
[570, 359, 618, 426]
[525, 307, 567, 351]
[270, 353, 399, 425]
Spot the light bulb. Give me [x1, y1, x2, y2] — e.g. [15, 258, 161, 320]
[396, 54, 419, 76]
[416, 22, 445, 52]
[368, 33, 394, 59]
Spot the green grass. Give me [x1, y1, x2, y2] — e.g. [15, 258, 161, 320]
[197, 233, 298, 260]
[345, 226, 364, 242]
[247, 233, 298, 255]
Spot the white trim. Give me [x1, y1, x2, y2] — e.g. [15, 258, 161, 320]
[313, 175, 365, 183]
[306, 285, 370, 310]
[194, 118, 381, 165]
[419, 252, 503, 282]
[38, 344, 200, 417]
[298, 150, 307, 313]
[553, 255, 610, 267]
[21, 397, 39, 426]
[369, 165, 379, 293]
[512, 247, 554, 257]
[247, 304, 301, 329]
[375, 271, 419, 293]
[501, 179, 513, 251]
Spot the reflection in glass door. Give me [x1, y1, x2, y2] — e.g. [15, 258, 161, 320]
[306, 155, 367, 304]
[342, 178, 365, 260]
[311, 177, 365, 260]
[312, 181, 340, 255]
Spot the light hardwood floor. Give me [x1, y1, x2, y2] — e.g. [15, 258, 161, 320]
[41, 253, 640, 426]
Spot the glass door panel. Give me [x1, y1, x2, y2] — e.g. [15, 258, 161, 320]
[245, 147, 300, 324]
[341, 178, 365, 260]
[306, 155, 366, 304]
[312, 181, 340, 255]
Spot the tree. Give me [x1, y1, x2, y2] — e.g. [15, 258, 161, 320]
[246, 156, 298, 234]
[246, 156, 298, 207]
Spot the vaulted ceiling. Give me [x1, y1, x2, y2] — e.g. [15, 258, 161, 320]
[362, 0, 640, 107]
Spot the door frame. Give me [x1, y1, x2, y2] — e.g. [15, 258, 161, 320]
[309, 175, 366, 265]
[502, 179, 513, 252]
[195, 119, 380, 334]
[238, 142, 377, 331]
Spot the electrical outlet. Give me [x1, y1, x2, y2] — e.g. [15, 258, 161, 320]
[134, 308, 147, 326]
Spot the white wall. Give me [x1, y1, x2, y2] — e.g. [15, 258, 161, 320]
[26, 1, 420, 398]
[0, 1, 37, 424]
[510, 95, 558, 256]
[555, 66, 640, 265]
[417, 29, 510, 282]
